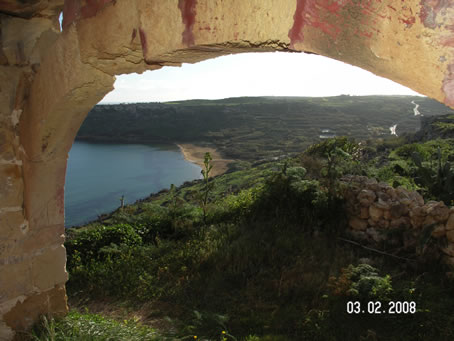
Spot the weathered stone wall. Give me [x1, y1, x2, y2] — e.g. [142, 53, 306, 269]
[1, 0, 454, 339]
[0, 5, 70, 340]
[343, 175, 454, 267]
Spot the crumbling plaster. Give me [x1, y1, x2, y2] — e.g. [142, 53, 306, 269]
[1, 0, 454, 339]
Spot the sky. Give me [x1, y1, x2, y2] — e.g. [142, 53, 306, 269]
[100, 52, 421, 104]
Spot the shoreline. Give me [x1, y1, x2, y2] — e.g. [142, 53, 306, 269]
[75, 137, 234, 177]
[176, 143, 234, 177]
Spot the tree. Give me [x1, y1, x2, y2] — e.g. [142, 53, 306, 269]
[199, 152, 214, 224]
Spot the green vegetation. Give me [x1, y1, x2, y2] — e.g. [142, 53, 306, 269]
[77, 96, 454, 161]
[32, 107, 454, 340]
[365, 138, 454, 203]
[30, 311, 162, 340]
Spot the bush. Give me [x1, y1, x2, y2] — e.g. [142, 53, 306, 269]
[66, 224, 142, 267]
[328, 264, 393, 301]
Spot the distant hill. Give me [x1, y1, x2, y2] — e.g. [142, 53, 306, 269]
[77, 96, 454, 160]
[414, 114, 454, 141]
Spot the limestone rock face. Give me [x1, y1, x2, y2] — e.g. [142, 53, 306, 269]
[2, 0, 454, 339]
[0, 0, 63, 18]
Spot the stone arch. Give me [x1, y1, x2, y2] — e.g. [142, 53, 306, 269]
[1, 0, 454, 338]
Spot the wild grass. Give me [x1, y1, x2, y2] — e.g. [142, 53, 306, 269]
[29, 311, 162, 341]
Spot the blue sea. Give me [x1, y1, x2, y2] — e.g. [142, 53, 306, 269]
[65, 141, 202, 227]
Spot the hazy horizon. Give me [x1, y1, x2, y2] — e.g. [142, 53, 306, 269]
[99, 93, 424, 105]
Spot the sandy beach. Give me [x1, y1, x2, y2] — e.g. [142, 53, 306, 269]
[177, 144, 234, 177]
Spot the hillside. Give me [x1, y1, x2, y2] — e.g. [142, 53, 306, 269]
[77, 96, 454, 161]
[36, 115, 454, 340]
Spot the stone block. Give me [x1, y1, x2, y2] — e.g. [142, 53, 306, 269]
[375, 198, 391, 210]
[423, 215, 438, 227]
[447, 230, 454, 243]
[369, 205, 383, 221]
[31, 245, 68, 291]
[358, 189, 376, 206]
[349, 217, 368, 231]
[385, 187, 397, 200]
[368, 218, 377, 227]
[410, 216, 425, 229]
[446, 210, 454, 231]
[442, 244, 454, 257]
[360, 207, 369, 219]
[3, 284, 67, 332]
[426, 201, 450, 222]
[390, 216, 411, 229]
[432, 224, 446, 238]
[409, 205, 427, 218]
[21, 224, 64, 252]
[377, 219, 390, 229]
[390, 203, 408, 219]
[0, 126, 19, 162]
[0, 164, 24, 207]
[409, 191, 424, 206]
[396, 187, 410, 199]
[377, 191, 390, 202]
[1, 16, 55, 65]
[400, 198, 412, 206]
[0, 260, 33, 303]
[0, 66, 21, 116]
[0, 210, 27, 241]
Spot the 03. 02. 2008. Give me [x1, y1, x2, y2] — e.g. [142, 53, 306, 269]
[347, 301, 416, 314]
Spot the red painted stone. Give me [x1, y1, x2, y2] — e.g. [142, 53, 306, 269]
[288, 0, 354, 48]
[387, 5, 397, 11]
[80, 0, 99, 18]
[178, 0, 197, 46]
[81, 0, 115, 19]
[62, 0, 81, 31]
[399, 16, 416, 26]
[62, 0, 115, 30]
[419, 0, 453, 28]
[288, 0, 313, 48]
[139, 28, 147, 55]
[131, 28, 137, 43]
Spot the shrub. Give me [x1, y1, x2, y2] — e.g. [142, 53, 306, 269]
[66, 224, 142, 267]
[328, 264, 393, 301]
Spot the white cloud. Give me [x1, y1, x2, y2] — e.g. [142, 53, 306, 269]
[100, 52, 421, 104]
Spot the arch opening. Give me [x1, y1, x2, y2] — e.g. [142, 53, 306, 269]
[64, 51, 423, 227]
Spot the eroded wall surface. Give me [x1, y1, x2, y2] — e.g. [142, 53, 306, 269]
[1, 0, 454, 339]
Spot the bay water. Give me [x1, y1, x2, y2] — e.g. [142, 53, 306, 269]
[65, 141, 202, 227]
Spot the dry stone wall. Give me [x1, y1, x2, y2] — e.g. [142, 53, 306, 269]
[342, 175, 454, 267]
